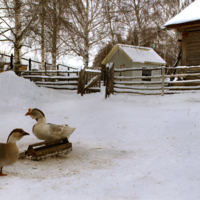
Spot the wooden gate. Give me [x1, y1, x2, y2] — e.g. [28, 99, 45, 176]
[77, 68, 101, 96]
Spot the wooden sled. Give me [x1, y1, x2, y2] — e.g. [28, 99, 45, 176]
[19, 137, 72, 161]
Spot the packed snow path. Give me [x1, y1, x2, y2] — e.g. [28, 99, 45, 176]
[0, 71, 200, 200]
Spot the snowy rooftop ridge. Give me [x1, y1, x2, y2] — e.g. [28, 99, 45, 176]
[164, 0, 200, 27]
[102, 44, 166, 65]
[118, 44, 166, 65]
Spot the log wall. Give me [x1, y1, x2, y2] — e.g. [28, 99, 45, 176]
[185, 30, 200, 66]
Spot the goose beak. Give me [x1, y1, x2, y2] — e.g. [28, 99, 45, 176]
[25, 108, 31, 116]
[23, 131, 30, 136]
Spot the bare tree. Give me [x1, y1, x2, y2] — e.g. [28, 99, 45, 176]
[41, 0, 68, 70]
[59, 0, 109, 68]
[0, 0, 42, 71]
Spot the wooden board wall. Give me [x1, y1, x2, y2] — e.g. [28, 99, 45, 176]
[186, 30, 200, 66]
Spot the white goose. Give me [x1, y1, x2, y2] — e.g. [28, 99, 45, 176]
[25, 108, 76, 142]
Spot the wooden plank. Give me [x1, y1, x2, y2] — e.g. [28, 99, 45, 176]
[171, 66, 200, 70]
[187, 35, 200, 40]
[23, 75, 78, 80]
[38, 85, 78, 90]
[114, 75, 162, 80]
[114, 81, 162, 85]
[114, 85, 162, 90]
[165, 86, 200, 90]
[77, 70, 82, 94]
[105, 67, 109, 98]
[87, 87, 101, 92]
[187, 39, 200, 44]
[114, 67, 163, 72]
[109, 64, 114, 95]
[22, 70, 79, 74]
[85, 75, 100, 89]
[182, 31, 187, 66]
[187, 31, 200, 36]
[164, 73, 200, 78]
[161, 66, 165, 96]
[114, 89, 161, 95]
[165, 79, 200, 84]
[81, 68, 85, 96]
[186, 52, 200, 56]
[186, 57, 200, 61]
[186, 44, 200, 49]
[36, 81, 78, 85]
[186, 61, 200, 65]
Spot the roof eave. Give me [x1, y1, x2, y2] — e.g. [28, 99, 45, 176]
[101, 45, 118, 65]
[164, 19, 200, 30]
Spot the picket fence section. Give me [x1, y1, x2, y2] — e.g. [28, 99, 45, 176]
[105, 64, 200, 98]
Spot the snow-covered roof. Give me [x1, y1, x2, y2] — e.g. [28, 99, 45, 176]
[164, 0, 200, 28]
[102, 44, 166, 65]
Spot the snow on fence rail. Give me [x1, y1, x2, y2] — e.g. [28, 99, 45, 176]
[105, 64, 200, 97]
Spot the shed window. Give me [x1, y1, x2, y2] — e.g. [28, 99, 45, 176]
[142, 69, 151, 81]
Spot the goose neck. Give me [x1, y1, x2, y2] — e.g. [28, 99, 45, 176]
[37, 116, 46, 124]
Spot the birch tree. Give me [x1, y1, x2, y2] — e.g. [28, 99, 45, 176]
[60, 0, 109, 68]
[42, 0, 68, 70]
[0, 0, 41, 71]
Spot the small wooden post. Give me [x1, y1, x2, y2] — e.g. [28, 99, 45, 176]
[10, 54, 13, 70]
[105, 67, 109, 99]
[68, 67, 70, 82]
[77, 69, 82, 94]
[29, 58, 31, 71]
[161, 66, 165, 96]
[181, 31, 187, 66]
[57, 64, 59, 76]
[45, 62, 47, 75]
[109, 64, 114, 95]
[81, 68, 85, 96]
[103, 69, 106, 86]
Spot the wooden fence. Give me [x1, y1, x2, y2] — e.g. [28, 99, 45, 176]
[105, 64, 200, 98]
[21, 68, 101, 95]
[0, 53, 101, 95]
[0, 53, 78, 72]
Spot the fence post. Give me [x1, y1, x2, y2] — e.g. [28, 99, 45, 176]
[45, 62, 47, 76]
[161, 66, 165, 96]
[57, 64, 59, 76]
[10, 54, 13, 70]
[81, 68, 85, 96]
[103, 68, 106, 86]
[109, 64, 114, 95]
[68, 67, 70, 82]
[77, 69, 82, 94]
[105, 67, 109, 99]
[29, 58, 31, 71]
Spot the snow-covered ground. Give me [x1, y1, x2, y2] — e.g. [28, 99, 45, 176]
[1, 71, 200, 200]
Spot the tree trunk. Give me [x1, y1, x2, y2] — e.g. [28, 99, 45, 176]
[83, 0, 89, 68]
[14, 0, 22, 72]
[133, 0, 143, 46]
[52, 0, 57, 70]
[41, 2, 45, 70]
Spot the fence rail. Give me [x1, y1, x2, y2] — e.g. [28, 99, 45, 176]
[105, 64, 200, 98]
[0, 53, 78, 71]
[19, 67, 101, 94]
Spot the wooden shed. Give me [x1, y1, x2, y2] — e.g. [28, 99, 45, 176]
[101, 44, 166, 81]
[164, 0, 200, 66]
